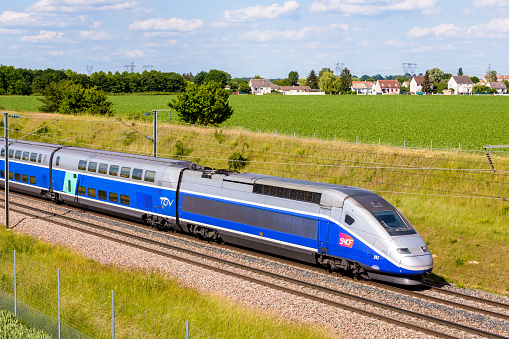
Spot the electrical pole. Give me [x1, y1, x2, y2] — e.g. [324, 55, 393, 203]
[4, 113, 9, 230]
[152, 110, 157, 157]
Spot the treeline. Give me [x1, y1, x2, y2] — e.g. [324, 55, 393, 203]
[0, 65, 186, 95]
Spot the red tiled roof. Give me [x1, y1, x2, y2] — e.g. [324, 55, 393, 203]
[377, 80, 400, 88]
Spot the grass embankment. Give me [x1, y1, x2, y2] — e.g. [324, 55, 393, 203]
[0, 310, 52, 339]
[3, 113, 509, 295]
[2, 94, 509, 149]
[0, 229, 330, 338]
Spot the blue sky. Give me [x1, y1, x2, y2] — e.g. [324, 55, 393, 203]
[0, 0, 508, 78]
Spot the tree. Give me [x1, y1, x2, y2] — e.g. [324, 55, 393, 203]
[428, 68, 444, 83]
[307, 70, 318, 89]
[253, 75, 262, 79]
[193, 71, 207, 85]
[486, 70, 497, 82]
[470, 76, 479, 84]
[457, 67, 463, 76]
[288, 71, 299, 85]
[339, 68, 352, 93]
[38, 80, 113, 115]
[422, 70, 432, 93]
[238, 82, 251, 94]
[318, 67, 332, 79]
[473, 84, 495, 93]
[318, 72, 340, 93]
[168, 81, 233, 126]
[273, 78, 292, 86]
[204, 69, 231, 87]
[503, 80, 509, 90]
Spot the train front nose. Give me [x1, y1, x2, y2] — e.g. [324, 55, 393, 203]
[400, 252, 433, 273]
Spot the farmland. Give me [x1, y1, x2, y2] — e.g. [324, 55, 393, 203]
[1, 94, 508, 150]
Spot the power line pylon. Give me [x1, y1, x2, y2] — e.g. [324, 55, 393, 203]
[401, 63, 417, 75]
[124, 62, 136, 73]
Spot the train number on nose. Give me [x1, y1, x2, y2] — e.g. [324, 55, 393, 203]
[339, 233, 354, 248]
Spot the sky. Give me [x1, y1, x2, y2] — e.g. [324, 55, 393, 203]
[0, 0, 508, 79]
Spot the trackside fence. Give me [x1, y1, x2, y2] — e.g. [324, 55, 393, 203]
[0, 250, 216, 338]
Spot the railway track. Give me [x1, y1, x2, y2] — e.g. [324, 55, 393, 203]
[2, 195, 508, 338]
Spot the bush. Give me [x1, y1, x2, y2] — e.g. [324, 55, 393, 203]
[228, 152, 250, 171]
[38, 80, 113, 115]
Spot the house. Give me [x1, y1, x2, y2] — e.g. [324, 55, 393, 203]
[374, 80, 400, 94]
[488, 82, 507, 94]
[249, 79, 272, 95]
[351, 81, 373, 95]
[448, 76, 473, 95]
[497, 74, 509, 81]
[409, 76, 434, 94]
[277, 85, 325, 95]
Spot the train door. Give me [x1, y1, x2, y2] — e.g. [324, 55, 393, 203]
[318, 207, 331, 254]
[63, 171, 79, 202]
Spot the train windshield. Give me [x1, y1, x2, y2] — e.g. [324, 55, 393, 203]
[372, 211, 407, 230]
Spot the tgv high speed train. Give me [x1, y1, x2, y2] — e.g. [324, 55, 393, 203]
[0, 138, 433, 285]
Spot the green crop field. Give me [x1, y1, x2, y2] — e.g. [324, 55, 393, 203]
[1, 94, 508, 150]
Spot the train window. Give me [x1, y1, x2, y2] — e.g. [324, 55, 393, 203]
[120, 194, 130, 205]
[120, 167, 131, 178]
[88, 188, 96, 198]
[144, 170, 156, 182]
[15, 151, 21, 159]
[98, 163, 108, 174]
[132, 168, 142, 180]
[22, 174, 28, 183]
[15, 173, 20, 181]
[88, 162, 97, 172]
[9, 149, 14, 158]
[345, 214, 355, 226]
[30, 176, 36, 185]
[22, 152, 29, 161]
[372, 211, 408, 231]
[9, 172, 13, 179]
[30, 153, 37, 162]
[56, 156, 60, 166]
[0, 170, 4, 178]
[109, 192, 118, 203]
[78, 186, 86, 195]
[78, 160, 87, 171]
[38, 154, 42, 163]
[1, 148, 4, 157]
[109, 165, 119, 176]
[98, 190, 107, 200]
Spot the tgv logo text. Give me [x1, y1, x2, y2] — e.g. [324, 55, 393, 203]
[159, 197, 174, 208]
[339, 233, 354, 248]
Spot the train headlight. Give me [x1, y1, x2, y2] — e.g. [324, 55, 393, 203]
[397, 248, 411, 254]
[421, 246, 428, 252]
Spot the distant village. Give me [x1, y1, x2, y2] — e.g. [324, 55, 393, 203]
[245, 74, 509, 96]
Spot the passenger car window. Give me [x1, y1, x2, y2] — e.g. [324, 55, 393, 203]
[109, 192, 118, 202]
[345, 214, 355, 226]
[22, 174, 28, 183]
[88, 162, 97, 172]
[98, 163, 108, 174]
[15, 151, 21, 159]
[15, 173, 20, 181]
[98, 190, 107, 200]
[56, 156, 60, 166]
[30, 153, 37, 162]
[38, 154, 42, 163]
[144, 170, 155, 182]
[78, 160, 87, 170]
[30, 176, 36, 184]
[120, 167, 131, 178]
[109, 165, 119, 176]
[120, 194, 130, 205]
[0, 171, 3, 178]
[78, 186, 86, 195]
[9, 172, 13, 179]
[22, 152, 29, 161]
[9, 150, 14, 158]
[132, 168, 142, 180]
[0, 148, 4, 157]
[88, 188, 96, 198]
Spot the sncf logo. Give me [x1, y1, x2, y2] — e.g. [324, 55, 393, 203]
[339, 233, 354, 248]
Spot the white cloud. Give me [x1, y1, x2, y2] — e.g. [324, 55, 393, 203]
[129, 18, 203, 31]
[224, 1, 300, 22]
[47, 50, 64, 56]
[20, 30, 67, 43]
[384, 39, 406, 47]
[410, 43, 456, 53]
[406, 26, 432, 38]
[309, 0, 438, 15]
[30, 0, 136, 13]
[473, 0, 509, 8]
[143, 32, 177, 38]
[91, 21, 103, 28]
[124, 49, 143, 58]
[407, 17, 509, 39]
[0, 29, 26, 35]
[0, 11, 36, 25]
[80, 30, 113, 40]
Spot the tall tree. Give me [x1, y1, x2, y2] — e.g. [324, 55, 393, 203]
[486, 70, 498, 82]
[457, 67, 463, 76]
[422, 70, 432, 93]
[318, 72, 340, 93]
[318, 67, 332, 79]
[193, 71, 207, 85]
[288, 71, 299, 85]
[428, 68, 444, 83]
[168, 81, 233, 126]
[339, 67, 352, 93]
[307, 70, 318, 89]
[470, 76, 479, 84]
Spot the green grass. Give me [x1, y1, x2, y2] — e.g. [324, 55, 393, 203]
[0, 310, 52, 339]
[0, 229, 331, 339]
